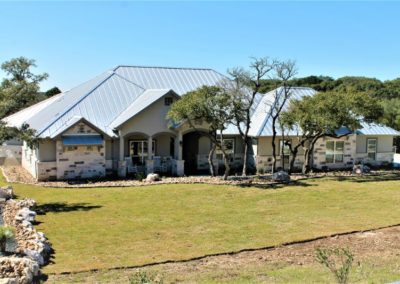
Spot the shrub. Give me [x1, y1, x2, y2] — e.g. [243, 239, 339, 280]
[315, 247, 354, 284]
[135, 172, 146, 181]
[0, 226, 15, 253]
[257, 167, 265, 175]
[129, 271, 163, 284]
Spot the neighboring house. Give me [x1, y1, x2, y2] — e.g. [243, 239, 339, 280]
[2, 65, 399, 181]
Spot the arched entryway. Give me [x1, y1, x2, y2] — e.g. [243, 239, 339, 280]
[182, 131, 211, 175]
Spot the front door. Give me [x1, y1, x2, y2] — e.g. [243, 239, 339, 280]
[129, 140, 155, 165]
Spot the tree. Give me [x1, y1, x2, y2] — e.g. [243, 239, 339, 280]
[268, 61, 298, 173]
[45, 86, 62, 98]
[227, 57, 276, 176]
[281, 91, 383, 174]
[167, 86, 233, 180]
[0, 57, 48, 118]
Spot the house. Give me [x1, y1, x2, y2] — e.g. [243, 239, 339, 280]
[2, 65, 399, 180]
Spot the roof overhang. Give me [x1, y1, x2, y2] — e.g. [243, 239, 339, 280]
[49, 116, 112, 139]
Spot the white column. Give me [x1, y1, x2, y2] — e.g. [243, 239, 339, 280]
[118, 131, 126, 177]
[148, 136, 153, 159]
[177, 131, 183, 160]
[146, 135, 154, 174]
[119, 131, 124, 161]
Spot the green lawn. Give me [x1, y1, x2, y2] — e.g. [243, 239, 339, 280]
[2, 173, 400, 275]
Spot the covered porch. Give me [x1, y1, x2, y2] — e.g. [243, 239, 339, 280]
[118, 131, 184, 177]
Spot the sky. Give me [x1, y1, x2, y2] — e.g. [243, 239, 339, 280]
[1, 1, 400, 91]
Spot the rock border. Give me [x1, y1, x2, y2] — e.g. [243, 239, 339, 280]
[0, 187, 52, 284]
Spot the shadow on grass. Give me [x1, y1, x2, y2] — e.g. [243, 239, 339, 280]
[35, 202, 102, 215]
[327, 172, 400, 183]
[238, 180, 316, 190]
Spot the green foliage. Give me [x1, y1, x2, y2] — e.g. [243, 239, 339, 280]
[379, 98, 400, 130]
[135, 172, 146, 181]
[129, 271, 163, 284]
[282, 91, 382, 136]
[45, 86, 62, 98]
[0, 122, 37, 148]
[0, 56, 48, 118]
[315, 247, 354, 284]
[0, 226, 15, 253]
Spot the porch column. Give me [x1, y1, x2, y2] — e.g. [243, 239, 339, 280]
[118, 131, 126, 177]
[146, 135, 154, 174]
[173, 131, 184, 176]
[177, 131, 183, 160]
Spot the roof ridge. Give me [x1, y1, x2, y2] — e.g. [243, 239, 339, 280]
[113, 64, 215, 71]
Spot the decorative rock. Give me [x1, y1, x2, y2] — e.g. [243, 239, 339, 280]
[353, 164, 371, 175]
[15, 208, 36, 223]
[272, 171, 291, 183]
[0, 186, 13, 200]
[146, 173, 161, 182]
[0, 256, 39, 283]
[24, 249, 44, 266]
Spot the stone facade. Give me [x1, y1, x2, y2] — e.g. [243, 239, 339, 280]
[55, 123, 106, 180]
[313, 135, 357, 170]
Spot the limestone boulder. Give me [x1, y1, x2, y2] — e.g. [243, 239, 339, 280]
[146, 173, 161, 182]
[15, 208, 36, 223]
[272, 171, 291, 183]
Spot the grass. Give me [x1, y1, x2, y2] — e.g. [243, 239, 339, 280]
[1, 172, 400, 277]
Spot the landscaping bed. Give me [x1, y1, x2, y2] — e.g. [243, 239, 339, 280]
[2, 165, 398, 188]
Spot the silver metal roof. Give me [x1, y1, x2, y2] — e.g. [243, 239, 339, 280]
[4, 66, 226, 138]
[356, 122, 400, 135]
[3, 65, 399, 139]
[252, 87, 317, 137]
[114, 66, 226, 95]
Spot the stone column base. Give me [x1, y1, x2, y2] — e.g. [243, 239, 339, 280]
[118, 161, 127, 178]
[172, 160, 185, 176]
[146, 159, 154, 174]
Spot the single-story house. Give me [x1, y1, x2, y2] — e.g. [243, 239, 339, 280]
[2, 65, 399, 180]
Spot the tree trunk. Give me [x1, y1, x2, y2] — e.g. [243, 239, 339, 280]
[242, 137, 248, 176]
[222, 152, 230, 180]
[208, 143, 216, 176]
[288, 148, 298, 174]
[302, 148, 311, 174]
[271, 134, 277, 174]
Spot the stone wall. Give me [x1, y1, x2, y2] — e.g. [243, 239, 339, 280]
[55, 122, 106, 180]
[313, 135, 356, 169]
[56, 141, 106, 180]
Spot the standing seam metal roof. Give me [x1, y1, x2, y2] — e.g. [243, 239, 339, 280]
[4, 65, 227, 138]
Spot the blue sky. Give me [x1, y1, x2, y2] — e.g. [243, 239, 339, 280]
[1, 1, 399, 91]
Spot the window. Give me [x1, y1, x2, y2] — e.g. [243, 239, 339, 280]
[367, 138, 377, 160]
[326, 141, 344, 163]
[164, 97, 173, 106]
[78, 125, 85, 133]
[86, 146, 93, 151]
[129, 140, 155, 164]
[216, 139, 235, 156]
[64, 146, 78, 152]
[279, 140, 291, 165]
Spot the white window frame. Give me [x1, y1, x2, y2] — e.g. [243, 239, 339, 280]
[367, 138, 377, 160]
[279, 139, 291, 164]
[129, 140, 156, 164]
[326, 140, 344, 163]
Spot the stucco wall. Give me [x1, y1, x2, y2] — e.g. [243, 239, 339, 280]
[38, 139, 56, 162]
[21, 142, 39, 178]
[356, 135, 394, 153]
[119, 96, 176, 138]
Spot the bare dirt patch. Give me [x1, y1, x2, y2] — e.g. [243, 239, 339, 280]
[47, 225, 400, 283]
